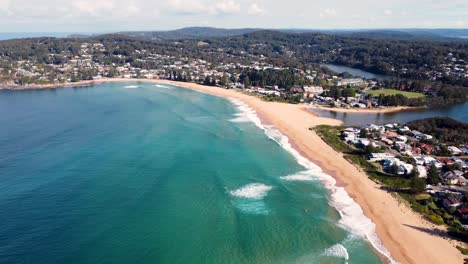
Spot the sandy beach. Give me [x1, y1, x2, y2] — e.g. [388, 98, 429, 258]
[309, 104, 424, 114]
[3, 78, 465, 263]
[155, 80, 464, 264]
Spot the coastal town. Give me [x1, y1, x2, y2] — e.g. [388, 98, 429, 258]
[315, 118, 468, 242]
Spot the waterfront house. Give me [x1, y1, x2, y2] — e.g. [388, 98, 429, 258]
[442, 197, 462, 208]
[368, 153, 395, 162]
[457, 208, 468, 220]
[383, 158, 414, 175]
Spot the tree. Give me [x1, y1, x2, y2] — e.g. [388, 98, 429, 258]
[359, 129, 368, 138]
[409, 167, 419, 178]
[343, 88, 356, 103]
[389, 163, 400, 175]
[427, 164, 441, 185]
[410, 177, 426, 193]
[243, 75, 250, 88]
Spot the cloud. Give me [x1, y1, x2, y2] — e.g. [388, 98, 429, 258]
[384, 9, 392, 16]
[72, 0, 115, 16]
[168, 0, 211, 15]
[247, 3, 266, 16]
[168, 0, 241, 15]
[319, 8, 337, 19]
[0, 0, 13, 15]
[215, 0, 241, 14]
[455, 20, 465, 27]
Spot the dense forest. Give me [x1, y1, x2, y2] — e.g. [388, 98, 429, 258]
[407, 117, 468, 145]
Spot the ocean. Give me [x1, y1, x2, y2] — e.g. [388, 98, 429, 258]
[0, 82, 388, 263]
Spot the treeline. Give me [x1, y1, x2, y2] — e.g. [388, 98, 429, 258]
[376, 94, 426, 107]
[407, 117, 468, 145]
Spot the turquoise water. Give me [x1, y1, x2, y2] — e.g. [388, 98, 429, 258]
[0, 82, 383, 263]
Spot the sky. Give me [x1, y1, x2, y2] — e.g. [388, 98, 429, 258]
[0, 0, 467, 32]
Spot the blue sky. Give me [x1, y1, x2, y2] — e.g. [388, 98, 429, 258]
[0, 0, 466, 32]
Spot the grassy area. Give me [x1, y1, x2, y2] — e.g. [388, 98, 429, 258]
[457, 246, 468, 255]
[314, 125, 449, 226]
[368, 89, 426, 98]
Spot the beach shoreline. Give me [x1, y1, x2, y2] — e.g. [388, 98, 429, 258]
[3, 78, 465, 263]
[156, 80, 465, 264]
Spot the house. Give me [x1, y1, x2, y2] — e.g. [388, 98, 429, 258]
[448, 146, 463, 156]
[398, 126, 411, 134]
[395, 135, 408, 143]
[386, 131, 398, 138]
[384, 158, 414, 175]
[290, 85, 305, 93]
[411, 130, 423, 136]
[368, 153, 395, 162]
[461, 146, 468, 155]
[381, 138, 394, 145]
[412, 156, 426, 166]
[443, 197, 462, 208]
[417, 165, 428, 178]
[412, 147, 422, 155]
[442, 170, 465, 185]
[422, 134, 433, 140]
[303, 86, 323, 95]
[457, 208, 468, 220]
[358, 138, 370, 147]
[395, 142, 411, 152]
[337, 78, 365, 87]
[420, 143, 434, 154]
[439, 158, 455, 166]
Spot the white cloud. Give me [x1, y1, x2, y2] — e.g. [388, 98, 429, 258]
[0, 0, 13, 15]
[215, 0, 241, 14]
[384, 9, 392, 16]
[72, 0, 115, 16]
[319, 8, 337, 19]
[455, 20, 465, 27]
[168, 0, 241, 15]
[248, 3, 266, 16]
[168, 0, 211, 15]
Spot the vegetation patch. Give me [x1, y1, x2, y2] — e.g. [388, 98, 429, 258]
[368, 89, 426, 98]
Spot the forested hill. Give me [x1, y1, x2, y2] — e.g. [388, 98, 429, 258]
[113, 27, 468, 41]
[118, 27, 261, 40]
[0, 30, 467, 90]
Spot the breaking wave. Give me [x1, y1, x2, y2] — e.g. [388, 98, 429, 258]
[228, 98, 397, 264]
[123, 85, 139, 89]
[229, 183, 273, 199]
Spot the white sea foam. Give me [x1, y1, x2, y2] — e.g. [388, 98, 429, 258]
[228, 98, 398, 264]
[124, 85, 139, 89]
[230, 183, 273, 199]
[280, 171, 319, 181]
[154, 84, 173, 89]
[323, 243, 349, 262]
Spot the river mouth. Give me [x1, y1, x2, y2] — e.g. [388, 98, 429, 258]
[310, 102, 468, 126]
